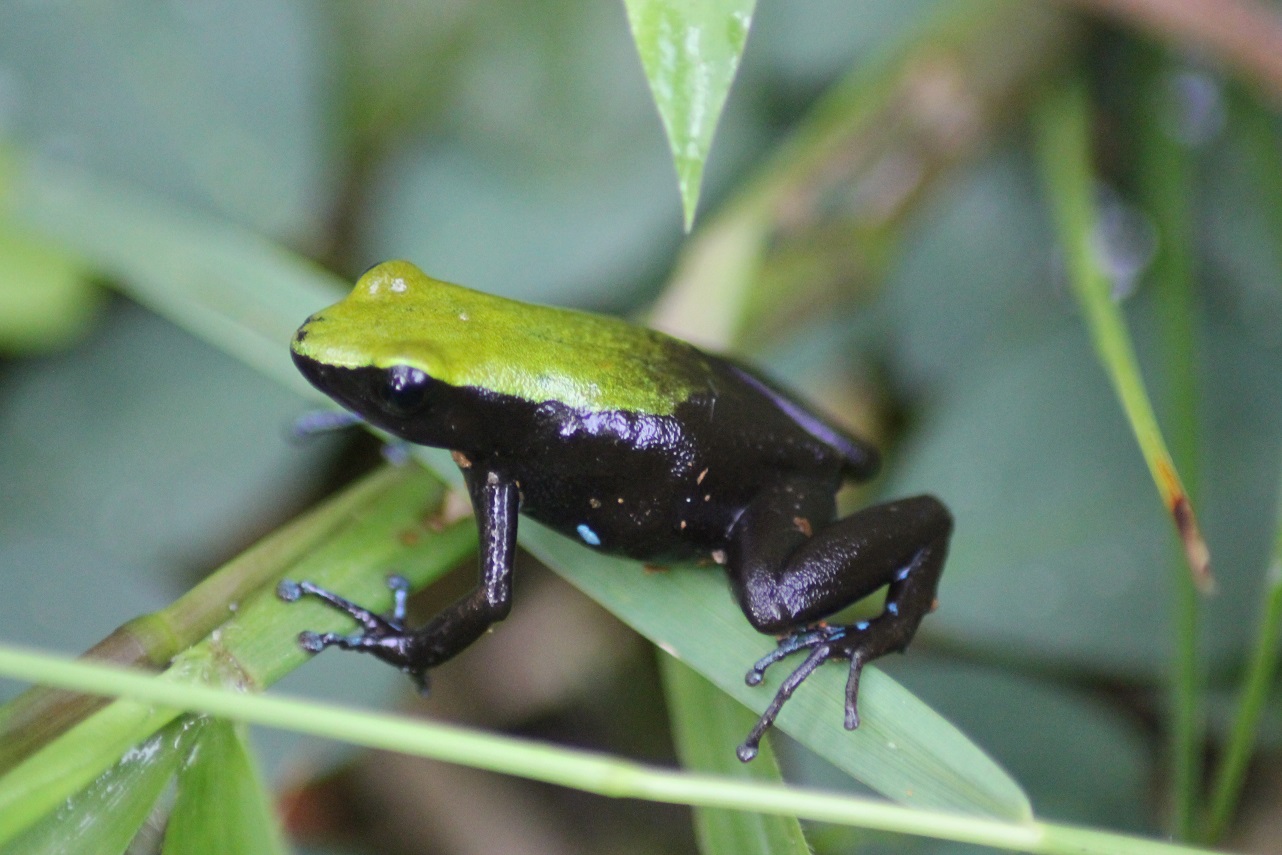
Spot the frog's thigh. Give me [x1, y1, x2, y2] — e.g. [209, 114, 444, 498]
[727, 484, 951, 634]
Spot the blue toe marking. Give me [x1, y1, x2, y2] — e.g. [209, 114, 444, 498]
[855, 620, 870, 631]
[576, 523, 602, 547]
[887, 602, 899, 616]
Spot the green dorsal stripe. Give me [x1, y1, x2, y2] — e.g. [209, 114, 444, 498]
[291, 260, 708, 415]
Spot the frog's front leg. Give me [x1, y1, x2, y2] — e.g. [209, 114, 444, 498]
[726, 481, 952, 761]
[280, 467, 519, 691]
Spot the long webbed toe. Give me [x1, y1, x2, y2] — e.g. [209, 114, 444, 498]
[278, 576, 411, 652]
[737, 623, 885, 762]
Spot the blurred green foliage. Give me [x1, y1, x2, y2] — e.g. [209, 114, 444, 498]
[1, 1, 1281, 853]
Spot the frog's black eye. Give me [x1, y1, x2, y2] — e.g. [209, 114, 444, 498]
[379, 365, 430, 417]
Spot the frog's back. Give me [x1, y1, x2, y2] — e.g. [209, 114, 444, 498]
[292, 260, 711, 418]
[499, 354, 877, 560]
[708, 357, 880, 481]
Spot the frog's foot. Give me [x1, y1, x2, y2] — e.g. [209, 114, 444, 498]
[738, 622, 886, 763]
[288, 409, 365, 442]
[277, 575, 429, 692]
[287, 410, 412, 465]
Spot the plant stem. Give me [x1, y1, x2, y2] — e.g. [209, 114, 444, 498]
[1202, 88, 1282, 843]
[1133, 44, 1204, 839]
[0, 647, 1230, 855]
[1033, 72, 1212, 589]
[1204, 528, 1282, 841]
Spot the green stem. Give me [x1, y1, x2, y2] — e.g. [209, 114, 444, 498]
[0, 647, 1229, 855]
[1040, 73, 1212, 586]
[1034, 66, 1212, 841]
[1205, 537, 1282, 842]
[1203, 88, 1282, 842]
[1134, 46, 1204, 839]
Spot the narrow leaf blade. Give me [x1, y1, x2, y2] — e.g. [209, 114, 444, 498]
[0, 717, 195, 855]
[523, 525, 1031, 820]
[624, 0, 755, 229]
[662, 656, 810, 855]
[164, 719, 287, 855]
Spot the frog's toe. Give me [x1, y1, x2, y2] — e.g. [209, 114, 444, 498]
[829, 616, 914, 730]
[288, 409, 364, 442]
[738, 643, 835, 762]
[843, 649, 870, 730]
[279, 578, 407, 634]
[738, 623, 878, 759]
[296, 629, 377, 654]
[744, 625, 845, 685]
[406, 665, 431, 695]
[297, 630, 325, 652]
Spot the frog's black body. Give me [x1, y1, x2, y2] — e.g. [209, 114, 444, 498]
[303, 353, 874, 557]
[287, 315, 952, 761]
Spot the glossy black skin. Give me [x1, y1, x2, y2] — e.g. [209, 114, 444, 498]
[283, 349, 952, 761]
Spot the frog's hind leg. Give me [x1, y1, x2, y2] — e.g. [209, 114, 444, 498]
[726, 483, 952, 761]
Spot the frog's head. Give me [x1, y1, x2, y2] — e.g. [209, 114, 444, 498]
[291, 260, 460, 376]
[291, 261, 489, 449]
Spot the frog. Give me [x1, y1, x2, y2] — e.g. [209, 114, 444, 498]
[279, 260, 953, 761]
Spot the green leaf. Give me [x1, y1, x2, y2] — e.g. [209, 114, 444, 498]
[0, 149, 345, 398]
[522, 524, 1031, 820]
[662, 657, 810, 855]
[624, 0, 755, 229]
[164, 718, 287, 855]
[0, 717, 195, 855]
[0, 219, 99, 354]
[0, 152, 1027, 821]
[0, 465, 475, 845]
